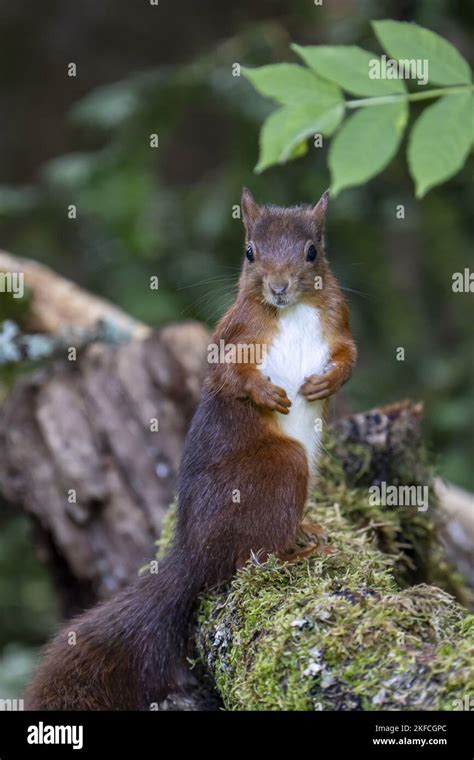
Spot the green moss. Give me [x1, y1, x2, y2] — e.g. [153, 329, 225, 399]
[317, 429, 470, 603]
[0, 281, 32, 324]
[196, 495, 474, 710]
[159, 418, 474, 711]
[156, 500, 177, 555]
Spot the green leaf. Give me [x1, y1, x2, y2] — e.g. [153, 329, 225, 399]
[256, 101, 344, 173]
[329, 101, 408, 194]
[373, 20, 472, 86]
[292, 44, 407, 96]
[242, 64, 341, 107]
[472, 94, 474, 146]
[408, 93, 472, 197]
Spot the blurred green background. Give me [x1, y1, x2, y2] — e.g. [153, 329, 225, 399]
[0, 0, 473, 697]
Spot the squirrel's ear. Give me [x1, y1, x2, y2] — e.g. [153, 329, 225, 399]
[309, 190, 329, 226]
[241, 187, 261, 228]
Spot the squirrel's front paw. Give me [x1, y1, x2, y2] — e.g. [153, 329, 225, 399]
[299, 364, 345, 401]
[246, 376, 291, 414]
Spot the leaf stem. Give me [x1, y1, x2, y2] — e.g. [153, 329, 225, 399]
[346, 84, 474, 109]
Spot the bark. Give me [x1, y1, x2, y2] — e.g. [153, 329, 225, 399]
[435, 478, 474, 587]
[0, 322, 209, 617]
[0, 251, 210, 615]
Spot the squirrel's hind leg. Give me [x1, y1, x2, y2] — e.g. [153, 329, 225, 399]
[278, 542, 334, 563]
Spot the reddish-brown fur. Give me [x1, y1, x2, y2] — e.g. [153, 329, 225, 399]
[25, 190, 356, 710]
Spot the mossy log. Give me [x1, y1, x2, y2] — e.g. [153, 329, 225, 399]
[184, 402, 474, 711]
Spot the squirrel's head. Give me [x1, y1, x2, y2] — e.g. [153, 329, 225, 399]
[240, 188, 329, 309]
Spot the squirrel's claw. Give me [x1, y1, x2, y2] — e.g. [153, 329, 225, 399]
[247, 376, 292, 414]
[299, 365, 344, 401]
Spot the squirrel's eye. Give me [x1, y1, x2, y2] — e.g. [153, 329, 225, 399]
[306, 244, 317, 262]
[245, 244, 254, 263]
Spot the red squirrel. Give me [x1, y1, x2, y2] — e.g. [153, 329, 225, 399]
[26, 189, 356, 710]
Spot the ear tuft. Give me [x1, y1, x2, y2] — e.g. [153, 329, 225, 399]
[309, 189, 329, 225]
[241, 187, 261, 228]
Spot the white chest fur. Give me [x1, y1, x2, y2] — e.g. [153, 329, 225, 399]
[259, 304, 330, 473]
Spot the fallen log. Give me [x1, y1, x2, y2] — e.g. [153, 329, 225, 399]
[0, 322, 209, 617]
[0, 250, 211, 616]
[435, 478, 474, 588]
[0, 250, 149, 338]
[178, 402, 474, 711]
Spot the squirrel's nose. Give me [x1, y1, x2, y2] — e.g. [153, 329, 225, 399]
[270, 281, 288, 295]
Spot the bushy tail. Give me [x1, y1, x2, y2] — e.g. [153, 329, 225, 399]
[136, 546, 205, 704]
[26, 545, 205, 710]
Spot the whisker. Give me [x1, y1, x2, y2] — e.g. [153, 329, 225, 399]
[180, 284, 237, 319]
[177, 274, 240, 291]
[340, 286, 373, 300]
